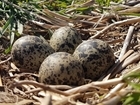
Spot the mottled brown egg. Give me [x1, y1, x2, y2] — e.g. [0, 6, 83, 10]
[73, 39, 115, 80]
[11, 35, 54, 71]
[49, 26, 82, 54]
[39, 52, 85, 85]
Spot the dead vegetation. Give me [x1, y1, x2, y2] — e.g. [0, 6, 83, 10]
[0, 0, 140, 105]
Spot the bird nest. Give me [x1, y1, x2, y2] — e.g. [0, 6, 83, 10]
[0, 0, 140, 105]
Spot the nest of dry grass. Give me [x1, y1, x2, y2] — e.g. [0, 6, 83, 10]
[0, 0, 140, 105]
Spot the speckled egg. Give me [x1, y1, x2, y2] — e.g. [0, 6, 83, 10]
[49, 26, 82, 54]
[11, 35, 54, 71]
[39, 52, 85, 85]
[73, 39, 115, 80]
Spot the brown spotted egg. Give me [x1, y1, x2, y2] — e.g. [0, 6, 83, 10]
[49, 26, 82, 54]
[11, 35, 54, 71]
[73, 39, 115, 80]
[39, 52, 85, 86]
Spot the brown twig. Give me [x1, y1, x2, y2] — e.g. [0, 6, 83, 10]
[31, 20, 60, 30]
[89, 17, 140, 39]
[118, 7, 140, 15]
[119, 26, 134, 59]
[110, 51, 140, 78]
[99, 88, 131, 105]
[41, 94, 52, 105]
[103, 25, 135, 79]
[10, 80, 69, 96]
[65, 77, 123, 95]
[68, 93, 85, 105]
[0, 57, 11, 65]
[105, 65, 140, 99]
[99, 49, 134, 80]
[43, 9, 73, 22]
[25, 85, 73, 94]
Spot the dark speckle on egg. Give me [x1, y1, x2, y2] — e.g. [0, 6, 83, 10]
[49, 26, 82, 54]
[39, 52, 85, 86]
[11, 35, 54, 71]
[73, 39, 115, 80]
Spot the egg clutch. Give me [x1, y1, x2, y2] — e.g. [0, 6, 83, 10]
[11, 26, 115, 86]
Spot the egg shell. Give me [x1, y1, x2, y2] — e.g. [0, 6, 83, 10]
[39, 52, 85, 85]
[11, 35, 54, 71]
[73, 39, 115, 80]
[49, 26, 82, 54]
